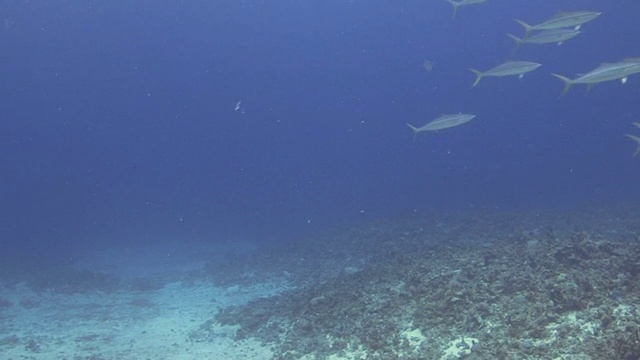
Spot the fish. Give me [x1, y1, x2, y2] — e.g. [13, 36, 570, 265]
[407, 113, 475, 140]
[445, 0, 486, 20]
[423, 59, 434, 72]
[551, 58, 640, 95]
[469, 61, 541, 87]
[507, 28, 581, 50]
[515, 11, 601, 38]
[625, 134, 640, 157]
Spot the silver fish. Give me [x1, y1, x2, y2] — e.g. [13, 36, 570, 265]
[508, 28, 581, 50]
[469, 61, 541, 87]
[407, 113, 475, 140]
[515, 11, 601, 38]
[551, 58, 640, 95]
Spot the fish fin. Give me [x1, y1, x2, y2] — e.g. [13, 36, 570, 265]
[514, 19, 533, 38]
[551, 73, 573, 96]
[506, 34, 522, 53]
[407, 123, 419, 141]
[469, 68, 483, 87]
[626, 134, 640, 142]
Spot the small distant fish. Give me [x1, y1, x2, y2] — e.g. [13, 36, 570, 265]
[469, 61, 541, 87]
[551, 58, 640, 95]
[234, 101, 245, 114]
[423, 59, 435, 72]
[4, 18, 15, 31]
[515, 11, 601, 38]
[407, 113, 475, 140]
[625, 134, 640, 157]
[507, 28, 581, 50]
[445, 0, 486, 20]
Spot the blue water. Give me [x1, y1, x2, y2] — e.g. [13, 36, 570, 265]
[1, 0, 639, 257]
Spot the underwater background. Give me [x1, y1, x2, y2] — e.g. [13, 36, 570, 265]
[2, 1, 640, 359]
[1, 0, 638, 255]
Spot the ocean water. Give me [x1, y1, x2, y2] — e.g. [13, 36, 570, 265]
[1, 1, 640, 359]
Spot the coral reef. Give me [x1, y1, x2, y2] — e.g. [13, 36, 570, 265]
[205, 209, 640, 359]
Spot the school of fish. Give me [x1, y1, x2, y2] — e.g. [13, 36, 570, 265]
[411, 2, 639, 157]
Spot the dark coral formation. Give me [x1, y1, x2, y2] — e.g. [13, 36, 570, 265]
[204, 209, 640, 359]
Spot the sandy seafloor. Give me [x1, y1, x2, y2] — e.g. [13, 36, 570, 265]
[2, 208, 640, 359]
[0, 240, 289, 359]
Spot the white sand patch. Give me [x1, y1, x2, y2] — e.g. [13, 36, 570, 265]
[0, 279, 287, 359]
[0, 241, 290, 359]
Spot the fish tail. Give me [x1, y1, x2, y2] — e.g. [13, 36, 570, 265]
[469, 68, 483, 87]
[407, 123, 419, 141]
[626, 134, 640, 157]
[446, 0, 460, 20]
[506, 34, 522, 53]
[514, 19, 533, 38]
[551, 73, 573, 96]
